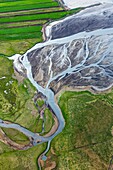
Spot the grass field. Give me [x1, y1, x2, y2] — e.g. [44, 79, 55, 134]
[0, 0, 80, 42]
[0, 0, 80, 56]
[43, 91, 113, 170]
[0, 142, 46, 170]
[0, 55, 55, 134]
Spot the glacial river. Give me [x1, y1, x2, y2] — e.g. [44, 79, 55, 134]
[0, 53, 65, 144]
[0, 26, 113, 145]
[0, 3, 113, 168]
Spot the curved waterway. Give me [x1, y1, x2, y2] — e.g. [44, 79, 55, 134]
[0, 53, 65, 144]
[0, 52, 65, 168]
[0, 26, 113, 157]
[0, 51, 65, 167]
[1, 3, 113, 168]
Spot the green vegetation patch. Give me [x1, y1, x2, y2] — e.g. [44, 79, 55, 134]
[0, 26, 42, 35]
[0, 0, 81, 42]
[0, 141, 14, 154]
[2, 128, 30, 145]
[37, 99, 44, 108]
[45, 91, 113, 170]
[0, 143, 46, 170]
[0, 56, 39, 132]
[44, 108, 54, 133]
[0, 38, 39, 56]
[0, 1, 59, 12]
[28, 116, 43, 133]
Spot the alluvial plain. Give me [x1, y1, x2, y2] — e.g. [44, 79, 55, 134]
[0, 0, 113, 170]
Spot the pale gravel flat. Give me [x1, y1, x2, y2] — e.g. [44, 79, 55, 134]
[62, 0, 113, 9]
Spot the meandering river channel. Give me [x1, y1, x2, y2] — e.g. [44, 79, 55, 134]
[0, 2, 113, 169]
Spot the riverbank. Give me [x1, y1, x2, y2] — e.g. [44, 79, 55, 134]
[55, 85, 113, 103]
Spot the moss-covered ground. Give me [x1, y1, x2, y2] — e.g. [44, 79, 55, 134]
[0, 142, 46, 170]
[43, 91, 113, 170]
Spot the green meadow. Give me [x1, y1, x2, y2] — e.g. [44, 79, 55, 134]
[0, 0, 80, 44]
[0, 0, 80, 57]
[45, 91, 113, 170]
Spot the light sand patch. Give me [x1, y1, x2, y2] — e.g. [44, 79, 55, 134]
[62, 0, 113, 9]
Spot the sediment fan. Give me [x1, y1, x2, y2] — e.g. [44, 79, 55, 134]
[24, 4, 113, 93]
